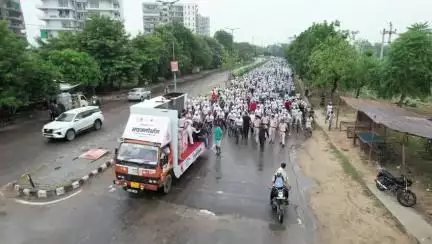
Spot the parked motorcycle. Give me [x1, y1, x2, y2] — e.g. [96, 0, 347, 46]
[270, 187, 288, 223]
[375, 167, 416, 207]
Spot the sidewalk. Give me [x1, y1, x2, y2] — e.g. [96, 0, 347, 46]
[314, 104, 432, 244]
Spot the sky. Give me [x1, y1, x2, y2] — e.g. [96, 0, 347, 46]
[22, 0, 432, 46]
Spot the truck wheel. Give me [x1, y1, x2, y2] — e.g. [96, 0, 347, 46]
[65, 129, 76, 141]
[162, 174, 172, 195]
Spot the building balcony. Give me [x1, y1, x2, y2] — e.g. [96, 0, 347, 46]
[40, 26, 79, 31]
[7, 15, 23, 21]
[36, 4, 74, 10]
[39, 14, 76, 21]
[86, 6, 120, 11]
[8, 22, 24, 29]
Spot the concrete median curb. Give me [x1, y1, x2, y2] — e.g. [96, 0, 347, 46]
[12, 159, 114, 199]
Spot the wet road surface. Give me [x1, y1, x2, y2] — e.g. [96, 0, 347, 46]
[0, 135, 316, 244]
[0, 71, 230, 186]
[0, 66, 317, 244]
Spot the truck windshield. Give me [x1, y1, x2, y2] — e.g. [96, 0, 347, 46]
[56, 112, 74, 122]
[117, 143, 158, 166]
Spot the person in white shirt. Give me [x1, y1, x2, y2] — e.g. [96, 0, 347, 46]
[270, 162, 289, 204]
[253, 116, 261, 143]
[326, 102, 333, 123]
[269, 114, 278, 143]
[185, 118, 194, 145]
[278, 119, 287, 147]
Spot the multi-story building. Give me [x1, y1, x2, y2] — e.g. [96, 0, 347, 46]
[142, 1, 208, 35]
[196, 14, 209, 36]
[0, 0, 25, 36]
[182, 3, 197, 33]
[38, 0, 123, 39]
[142, 1, 183, 34]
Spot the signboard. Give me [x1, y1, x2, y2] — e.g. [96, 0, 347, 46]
[123, 114, 171, 145]
[170, 61, 179, 72]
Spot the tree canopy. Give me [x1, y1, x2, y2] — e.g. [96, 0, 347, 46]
[286, 21, 432, 106]
[0, 16, 261, 115]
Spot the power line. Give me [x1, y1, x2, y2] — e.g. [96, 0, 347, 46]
[379, 22, 397, 59]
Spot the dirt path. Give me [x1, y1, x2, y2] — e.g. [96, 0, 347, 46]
[298, 130, 415, 244]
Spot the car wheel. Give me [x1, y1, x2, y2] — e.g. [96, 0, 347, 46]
[93, 119, 102, 130]
[140, 96, 144, 101]
[65, 129, 76, 141]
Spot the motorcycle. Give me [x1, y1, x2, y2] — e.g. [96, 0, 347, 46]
[375, 167, 416, 207]
[270, 186, 289, 223]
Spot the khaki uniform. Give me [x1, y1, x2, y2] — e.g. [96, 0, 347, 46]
[269, 118, 278, 142]
[278, 122, 287, 145]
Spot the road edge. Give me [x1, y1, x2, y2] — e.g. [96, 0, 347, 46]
[11, 159, 114, 199]
[294, 76, 420, 244]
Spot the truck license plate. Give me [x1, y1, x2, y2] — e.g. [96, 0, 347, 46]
[130, 182, 140, 189]
[127, 188, 138, 194]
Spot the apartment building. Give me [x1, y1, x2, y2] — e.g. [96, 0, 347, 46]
[0, 0, 25, 36]
[196, 14, 209, 36]
[182, 3, 197, 33]
[38, 0, 123, 39]
[142, 1, 183, 33]
[142, 1, 209, 35]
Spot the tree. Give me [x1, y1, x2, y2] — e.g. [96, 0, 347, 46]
[203, 36, 224, 68]
[309, 34, 356, 100]
[379, 22, 432, 106]
[36, 31, 80, 54]
[286, 21, 341, 80]
[214, 30, 233, 52]
[347, 52, 382, 98]
[48, 49, 101, 92]
[132, 33, 165, 84]
[194, 35, 212, 69]
[79, 15, 138, 90]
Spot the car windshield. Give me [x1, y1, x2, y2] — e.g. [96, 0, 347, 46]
[117, 143, 158, 165]
[55, 112, 75, 122]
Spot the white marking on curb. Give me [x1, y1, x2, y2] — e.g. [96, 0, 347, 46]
[91, 169, 98, 175]
[82, 175, 89, 181]
[100, 163, 107, 170]
[297, 218, 302, 225]
[216, 191, 224, 194]
[72, 181, 80, 189]
[56, 187, 65, 196]
[15, 189, 82, 206]
[23, 188, 30, 196]
[200, 209, 216, 216]
[37, 190, 47, 198]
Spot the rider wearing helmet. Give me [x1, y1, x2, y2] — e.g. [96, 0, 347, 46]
[270, 162, 289, 204]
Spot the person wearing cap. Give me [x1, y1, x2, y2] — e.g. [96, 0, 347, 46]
[269, 114, 278, 143]
[278, 118, 288, 147]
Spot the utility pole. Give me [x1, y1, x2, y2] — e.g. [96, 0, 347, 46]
[380, 22, 397, 59]
[157, 0, 180, 91]
[225, 27, 239, 51]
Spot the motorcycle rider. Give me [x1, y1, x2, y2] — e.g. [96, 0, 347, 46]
[270, 162, 289, 204]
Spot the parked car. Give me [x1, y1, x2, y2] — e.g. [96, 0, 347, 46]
[42, 106, 104, 141]
[127, 88, 151, 101]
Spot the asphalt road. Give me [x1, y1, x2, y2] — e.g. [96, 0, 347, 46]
[0, 69, 317, 244]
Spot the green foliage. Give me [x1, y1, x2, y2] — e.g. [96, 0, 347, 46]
[0, 21, 58, 110]
[47, 49, 100, 87]
[0, 17, 260, 113]
[286, 21, 340, 80]
[380, 22, 432, 105]
[286, 20, 432, 105]
[214, 30, 233, 51]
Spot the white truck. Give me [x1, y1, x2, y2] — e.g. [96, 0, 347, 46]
[113, 92, 209, 195]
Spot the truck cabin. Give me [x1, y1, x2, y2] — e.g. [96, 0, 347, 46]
[115, 138, 170, 171]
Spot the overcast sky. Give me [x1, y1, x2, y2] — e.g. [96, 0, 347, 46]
[22, 0, 432, 46]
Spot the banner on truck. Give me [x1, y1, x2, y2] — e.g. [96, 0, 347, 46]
[123, 114, 171, 146]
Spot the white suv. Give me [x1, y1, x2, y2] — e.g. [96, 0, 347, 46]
[42, 106, 104, 141]
[127, 87, 151, 101]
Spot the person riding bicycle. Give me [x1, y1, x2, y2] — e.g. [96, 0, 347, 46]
[270, 162, 289, 204]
